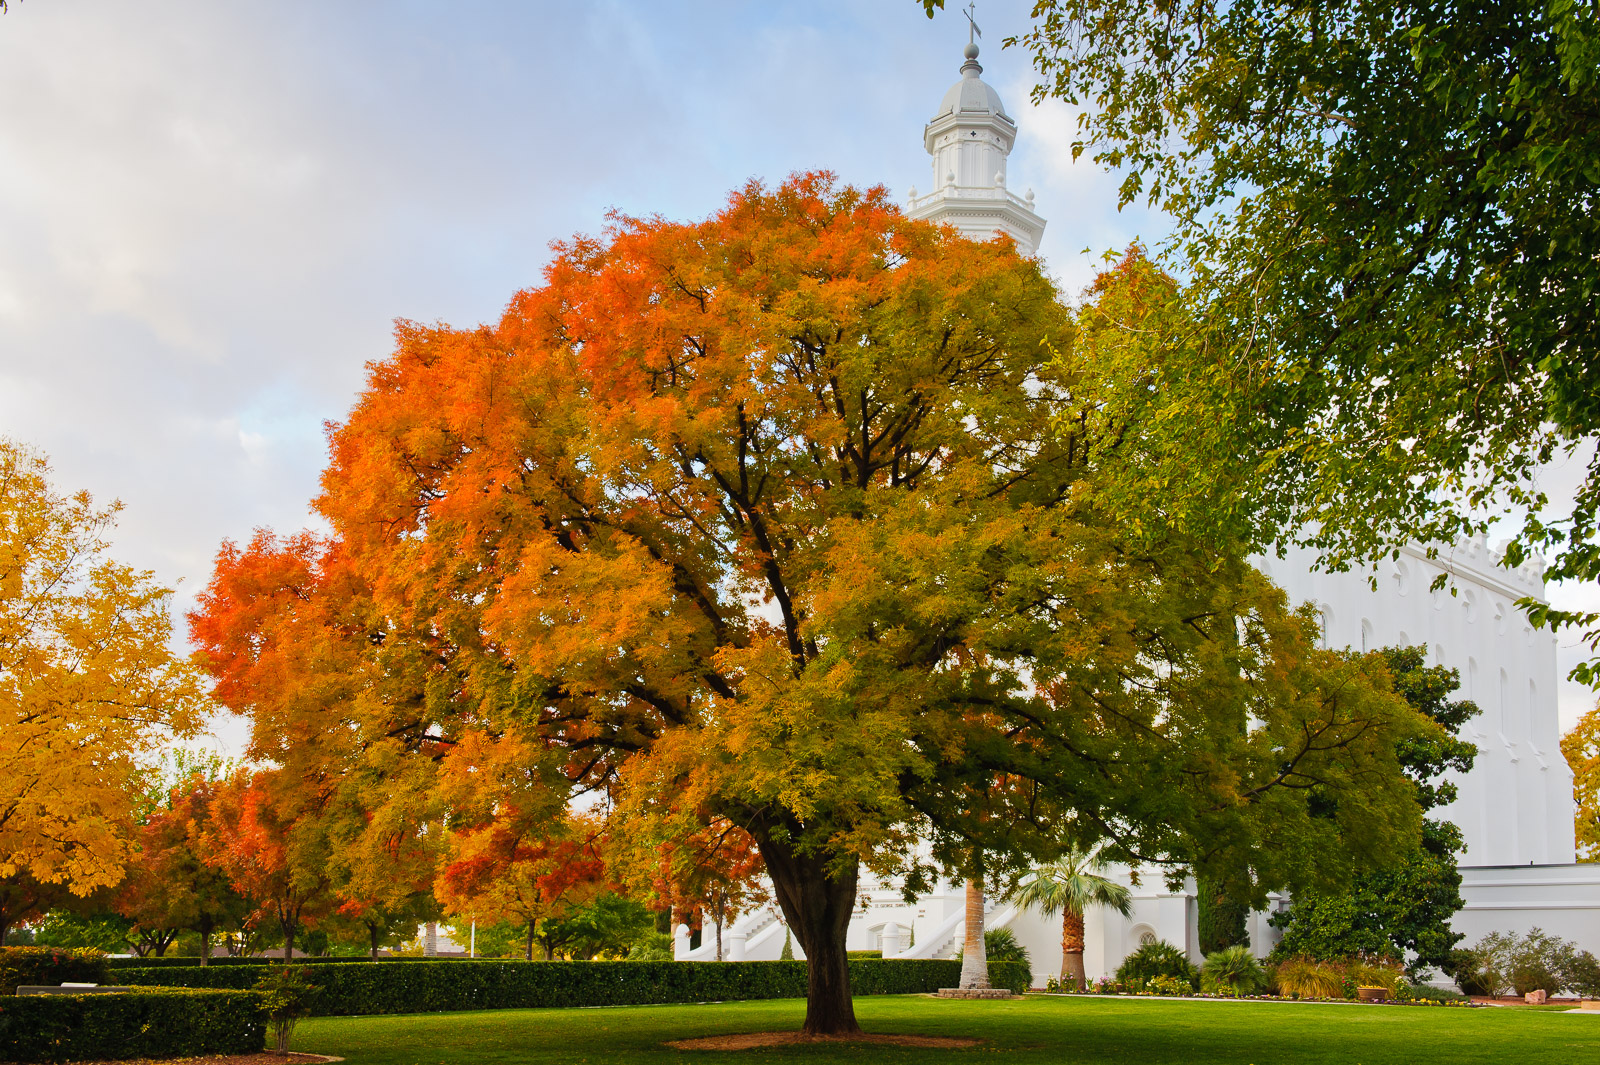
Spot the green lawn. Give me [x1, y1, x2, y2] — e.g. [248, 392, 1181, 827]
[290, 993, 1600, 1064]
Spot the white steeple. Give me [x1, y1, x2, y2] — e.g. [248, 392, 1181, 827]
[906, 37, 1046, 256]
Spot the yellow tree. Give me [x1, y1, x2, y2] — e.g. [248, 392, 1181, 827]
[0, 440, 205, 918]
[1562, 703, 1600, 861]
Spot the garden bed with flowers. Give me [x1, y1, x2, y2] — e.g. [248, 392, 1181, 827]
[1033, 942, 1475, 1007]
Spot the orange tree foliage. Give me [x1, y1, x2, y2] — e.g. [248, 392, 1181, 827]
[656, 820, 768, 962]
[112, 775, 249, 960]
[229, 175, 1436, 1033]
[0, 440, 206, 906]
[1563, 702, 1600, 861]
[437, 810, 606, 961]
[189, 529, 448, 958]
[197, 769, 337, 962]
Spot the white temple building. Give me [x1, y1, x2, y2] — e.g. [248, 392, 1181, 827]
[676, 39, 1598, 981]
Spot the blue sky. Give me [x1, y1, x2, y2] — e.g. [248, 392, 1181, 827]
[0, 1, 1591, 750]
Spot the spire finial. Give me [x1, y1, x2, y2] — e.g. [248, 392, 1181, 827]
[962, 2, 982, 64]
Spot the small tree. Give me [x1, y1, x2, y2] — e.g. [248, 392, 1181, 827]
[1009, 846, 1133, 988]
[199, 771, 335, 964]
[438, 813, 606, 961]
[115, 775, 248, 962]
[1271, 647, 1479, 976]
[254, 966, 321, 1053]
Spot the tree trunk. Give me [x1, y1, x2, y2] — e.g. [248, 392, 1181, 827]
[369, 921, 381, 961]
[198, 917, 213, 967]
[0, 915, 9, 947]
[756, 832, 862, 1036]
[959, 872, 989, 989]
[1061, 910, 1087, 989]
[524, 923, 535, 962]
[282, 919, 296, 965]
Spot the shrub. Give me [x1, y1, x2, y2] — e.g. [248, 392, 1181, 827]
[254, 967, 322, 1053]
[1450, 928, 1593, 997]
[0, 947, 107, 995]
[1506, 928, 1575, 996]
[113, 958, 1030, 1015]
[1564, 948, 1600, 998]
[1273, 956, 1345, 999]
[0, 989, 264, 1062]
[1115, 940, 1198, 991]
[1445, 943, 1502, 996]
[1200, 945, 1268, 996]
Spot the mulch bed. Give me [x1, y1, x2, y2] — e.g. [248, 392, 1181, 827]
[33, 1049, 344, 1055]
[666, 1033, 982, 1051]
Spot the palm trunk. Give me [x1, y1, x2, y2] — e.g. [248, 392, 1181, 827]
[755, 830, 862, 1036]
[958, 867, 989, 989]
[1061, 909, 1087, 989]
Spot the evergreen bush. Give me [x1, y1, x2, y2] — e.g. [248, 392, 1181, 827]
[1114, 940, 1198, 991]
[0, 989, 264, 1062]
[112, 958, 1030, 1015]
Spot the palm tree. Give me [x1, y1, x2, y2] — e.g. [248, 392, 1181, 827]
[1009, 847, 1132, 989]
[956, 872, 989, 989]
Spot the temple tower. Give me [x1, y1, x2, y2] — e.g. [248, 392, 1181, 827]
[906, 40, 1046, 255]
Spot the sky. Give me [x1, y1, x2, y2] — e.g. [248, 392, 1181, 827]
[0, 0, 1593, 756]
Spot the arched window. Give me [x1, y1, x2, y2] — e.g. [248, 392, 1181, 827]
[1360, 618, 1375, 652]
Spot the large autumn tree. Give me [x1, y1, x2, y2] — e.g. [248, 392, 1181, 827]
[288, 174, 1435, 1033]
[0, 439, 206, 924]
[927, 0, 1600, 676]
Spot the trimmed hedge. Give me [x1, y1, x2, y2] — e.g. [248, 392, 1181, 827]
[102, 955, 438, 969]
[115, 959, 1031, 1015]
[0, 989, 265, 1063]
[0, 948, 107, 996]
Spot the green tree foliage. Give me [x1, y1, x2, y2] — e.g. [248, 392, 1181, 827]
[541, 893, 657, 960]
[1197, 880, 1249, 955]
[30, 909, 134, 954]
[1271, 647, 1478, 974]
[923, 0, 1600, 678]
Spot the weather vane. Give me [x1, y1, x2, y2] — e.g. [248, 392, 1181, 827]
[964, 2, 982, 46]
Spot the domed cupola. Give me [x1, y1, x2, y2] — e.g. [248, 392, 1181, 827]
[906, 39, 1046, 256]
[936, 43, 1010, 121]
